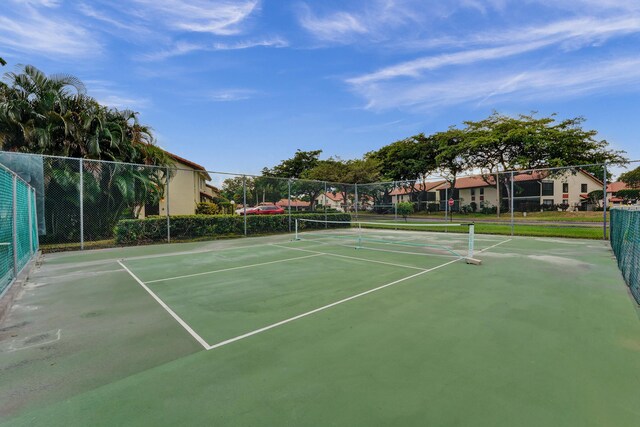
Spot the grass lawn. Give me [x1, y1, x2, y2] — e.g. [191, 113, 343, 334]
[404, 211, 609, 222]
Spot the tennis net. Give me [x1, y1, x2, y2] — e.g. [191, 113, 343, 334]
[294, 218, 480, 264]
[610, 207, 640, 304]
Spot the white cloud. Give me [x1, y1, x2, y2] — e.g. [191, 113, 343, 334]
[351, 57, 640, 111]
[206, 89, 259, 102]
[85, 80, 151, 110]
[298, 7, 368, 42]
[130, 0, 260, 35]
[0, 6, 100, 58]
[348, 14, 640, 86]
[142, 37, 288, 61]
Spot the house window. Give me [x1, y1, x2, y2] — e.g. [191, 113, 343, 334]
[581, 184, 588, 193]
[470, 189, 476, 196]
[480, 188, 484, 195]
[543, 199, 554, 206]
[541, 182, 554, 196]
[562, 183, 569, 193]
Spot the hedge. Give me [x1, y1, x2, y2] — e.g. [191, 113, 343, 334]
[114, 213, 352, 245]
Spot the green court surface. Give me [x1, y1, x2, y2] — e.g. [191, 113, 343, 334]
[1, 230, 639, 426]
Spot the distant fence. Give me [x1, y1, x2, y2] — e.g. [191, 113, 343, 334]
[610, 207, 640, 304]
[0, 163, 39, 296]
[0, 150, 638, 250]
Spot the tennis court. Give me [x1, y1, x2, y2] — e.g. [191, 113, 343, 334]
[1, 223, 639, 426]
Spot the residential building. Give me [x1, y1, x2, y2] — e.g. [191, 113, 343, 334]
[142, 151, 212, 217]
[387, 170, 604, 212]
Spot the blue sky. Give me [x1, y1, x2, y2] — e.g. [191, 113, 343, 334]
[1, 0, 640, 176]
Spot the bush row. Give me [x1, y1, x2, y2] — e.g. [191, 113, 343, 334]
[114, 213, 352, 245]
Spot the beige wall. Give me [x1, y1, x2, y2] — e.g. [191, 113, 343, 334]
[138, 166, 208, 217]
[458, 186, 498, 208]
[316, 194, 344, 212]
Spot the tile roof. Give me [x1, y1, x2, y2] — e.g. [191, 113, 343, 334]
[606, 181, 628, 193]
[389, 181, 445, 195]
[276, 198, 310, 208]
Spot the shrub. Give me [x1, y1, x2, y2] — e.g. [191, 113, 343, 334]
[114, 213, 352, 245]
[195, 202, 219, 215]
[396, 202, 414, 221]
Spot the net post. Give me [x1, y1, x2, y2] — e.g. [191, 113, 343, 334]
[79, 158, 84, 250]
[468, 223, 475, 259]
[356, 220, 362, 249]
[602, 164, 607, 240]
[294, 218, 299, 240]
[12, 174, 18, 277]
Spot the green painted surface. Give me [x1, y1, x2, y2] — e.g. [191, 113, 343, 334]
[1, 233, 639, 426]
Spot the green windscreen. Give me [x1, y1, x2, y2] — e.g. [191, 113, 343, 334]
[610, 207, 640, 304]
[0, 164, 39, 296]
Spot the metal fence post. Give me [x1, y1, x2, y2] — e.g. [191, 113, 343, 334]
[288, 179, 292, 232]
[354, 183, 359, 219]
[33, 187, 39, 249]
[445, 186, 448, 221]
[243, 176, 247, 237]
[79, 158, 84, 250]
[510, 171, 515, 237]
[603, 165, 608, 240]
[324, 181, 327, 227]
[28, 185, 33, 255]
[12, 175, 18, 276]
[393, 181, 398, 221]
[166, 167, 171, 243]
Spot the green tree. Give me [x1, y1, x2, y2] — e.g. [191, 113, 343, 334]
[263, 149, 325, 209]
[262, 149, 322, 178]
[619, 166, 640, 188]
[0, 65, 173, 242]
[396, 201, 413, 221]
[464, 112, 626, 212]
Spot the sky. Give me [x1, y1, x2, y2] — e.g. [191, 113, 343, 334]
[1, 0, 640, 177]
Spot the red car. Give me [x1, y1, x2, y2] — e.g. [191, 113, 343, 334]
[237, 205, 285, 215]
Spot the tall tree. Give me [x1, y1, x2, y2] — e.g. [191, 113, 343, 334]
[464, 112, 626, 211]
[263, 149, 324, 209]
[619, 166, 640, 188]
[0, 65, 173, 241]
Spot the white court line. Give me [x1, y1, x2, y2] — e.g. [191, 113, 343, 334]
[118, 260, 210, 350]
[145, 253, 325, 284]
[271, 243, 429, 271]
[206, 257, 461, 350]
[478, 238, 512, 253]
[122, 237, 513, 352]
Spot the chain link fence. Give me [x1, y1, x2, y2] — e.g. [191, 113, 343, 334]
[610, 206, 640, 303]
[1, 151, 638, 251]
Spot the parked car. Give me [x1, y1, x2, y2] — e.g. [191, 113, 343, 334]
[237, 205, 285, 215]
